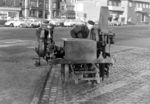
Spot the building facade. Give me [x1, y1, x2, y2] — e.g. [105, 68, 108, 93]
[72, 0, 150, 24]
[59, 0, 76, 19]
[1, 0, 150, 24]
[0, 0, 60, 20]
[21, 0, 60, 19]
[0, 0, 21, 20]
[73, 0, 108, 22]
[108, 0, 150, 24]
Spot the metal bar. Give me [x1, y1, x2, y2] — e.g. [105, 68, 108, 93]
[48, 58, 113, 64]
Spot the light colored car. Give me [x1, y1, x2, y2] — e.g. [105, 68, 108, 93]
[4, 20, 16, 27]
[109, 21, 121, 26]
[49, 19, 64, 26]
[13, 20, 25, 27]
[63, 20, 72, 27]
[64, 20, 85, 27]
[26, 19, 41, 28]
[13, 20, 32, 28]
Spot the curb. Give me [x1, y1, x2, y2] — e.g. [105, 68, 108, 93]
[30, 65, 53, 104]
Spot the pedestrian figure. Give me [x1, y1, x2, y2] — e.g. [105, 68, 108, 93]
[87, 20, 97, 41]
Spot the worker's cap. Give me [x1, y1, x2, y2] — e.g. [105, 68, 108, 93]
[87, 20, 95, 25]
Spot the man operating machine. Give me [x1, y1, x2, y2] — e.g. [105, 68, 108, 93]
[34, 6, 115, 84]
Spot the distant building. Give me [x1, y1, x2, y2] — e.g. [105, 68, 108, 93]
[0, 0, 60, 20]
[59, 0, 76, 19]
[1, 0, 150, 24]
[59, 0, 107, 21]
[73, 0, 107, 22]
[108, 0, 150, 24]
[21, 0, 60, 19]
[0, 0, 21, 20]
[72, 0, 150, 24]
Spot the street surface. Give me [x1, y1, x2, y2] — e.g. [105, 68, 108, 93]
[0, 25, 150, 104]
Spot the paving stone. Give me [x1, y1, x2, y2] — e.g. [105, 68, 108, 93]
[40, 46, 150, 104]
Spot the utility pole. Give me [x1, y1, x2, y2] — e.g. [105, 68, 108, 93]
[48, 0, 52, 20]
[43, 0, 46, 19]
[36, 0, 39, 17]
[25, 0, 29, 19]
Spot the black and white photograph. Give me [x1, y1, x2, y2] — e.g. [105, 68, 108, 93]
[0, 0, 150, 104]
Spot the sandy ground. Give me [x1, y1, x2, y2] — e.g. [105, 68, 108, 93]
[0, 41, 49, 104]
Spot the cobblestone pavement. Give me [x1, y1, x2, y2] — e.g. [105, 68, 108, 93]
[1, 38, 150, 104]
[1, 27, 150, 104]
[40, 45, 150, 104]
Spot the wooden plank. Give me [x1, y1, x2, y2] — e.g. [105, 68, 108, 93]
[81, 78, 98, 80]
[48, 58, 113, 64]
[74, 71, 97, 74]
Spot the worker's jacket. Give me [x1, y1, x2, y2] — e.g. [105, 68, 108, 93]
[70, 25, 89, 39]
[70, 25, 98, 41]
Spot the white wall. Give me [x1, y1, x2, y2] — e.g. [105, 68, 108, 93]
[75, 0, 107, 22]
[121, 0, 129, 24]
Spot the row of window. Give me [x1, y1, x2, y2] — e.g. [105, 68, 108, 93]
[0, 0, 21, 7]
[134, 2, 150, 8]
[108, 0, 150, 9]
[30, 10, 57, 18]
[108, 1, 121, 6]
[129, 2, 150, 9]
[61, 5, 74, 11]
[0, 0, 58, 10]
[24, 1, 57, 10]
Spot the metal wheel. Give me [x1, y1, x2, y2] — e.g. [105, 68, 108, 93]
[10, 23, 13, 27]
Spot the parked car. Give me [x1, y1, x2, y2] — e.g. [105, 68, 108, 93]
[13, 20, 25, 27]
[64, 19, 85, 27]
[13, 19, 33, 28]
[26, 19, 41, 28]
[109, 21, 121, 26]
[49, 19, 64, 26]
[4, 20, 16, 27]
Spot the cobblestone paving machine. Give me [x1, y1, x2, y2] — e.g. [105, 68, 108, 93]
[34, 6, 115, 84]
